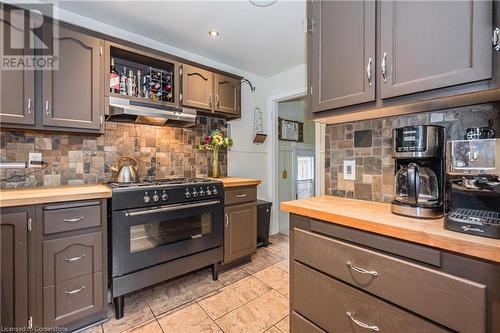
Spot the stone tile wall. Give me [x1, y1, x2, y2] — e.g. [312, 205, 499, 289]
[325, 103, 500, 203]
[0, 116, 227, 188]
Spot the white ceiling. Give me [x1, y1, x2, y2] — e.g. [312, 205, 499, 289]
[56, 0, 306, 77]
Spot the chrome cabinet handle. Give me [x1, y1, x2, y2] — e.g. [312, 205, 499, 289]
[366, 57, 373, 86]
[65, 254, 86, 262]
[215, 95, 220, 109]
[236, 194, 247, 198]
[208, 93, 212, 108]
[346, 261, 378, 276]
[346, 311, 379, 332]
[493, 27, 500, 51]
[65, 286, 85, 295]
[45, 100, 51, 116]
[381, 52, 387, 83]
[63, 216, 85, 223]
[27, 98, 32, 114]
[225, 213, 229, 228]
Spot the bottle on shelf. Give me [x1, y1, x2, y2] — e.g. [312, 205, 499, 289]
[137, 70, 143, 97]
[109, 58, 120, 94]
[127, 70, 134, 96]
[142, 76, 149, 99]
[119, 66, 127, 95]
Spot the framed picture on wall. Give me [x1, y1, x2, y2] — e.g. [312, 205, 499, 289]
[278, 117, 304, 142]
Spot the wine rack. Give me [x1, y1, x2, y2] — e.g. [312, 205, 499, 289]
[108, 45, 177, 105]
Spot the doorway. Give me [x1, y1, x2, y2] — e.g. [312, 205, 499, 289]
[276, 98, 315, 235]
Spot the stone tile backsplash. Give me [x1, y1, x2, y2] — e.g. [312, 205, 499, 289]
[325, 103, 500, 203]
[0, 116, 227, 188]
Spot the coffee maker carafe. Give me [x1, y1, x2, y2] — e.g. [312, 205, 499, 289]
[391, 125, 445, 218]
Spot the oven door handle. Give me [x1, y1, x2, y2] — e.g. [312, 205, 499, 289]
[125, 200, 221, 217]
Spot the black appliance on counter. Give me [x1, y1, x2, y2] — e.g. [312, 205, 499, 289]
[107, 178, 224, 319]
[445, 139, 500, 239]
[391, 125, 445, 219]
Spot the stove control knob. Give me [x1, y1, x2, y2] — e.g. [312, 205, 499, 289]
[206, 188, 212, 196]
[143, 195, 151, 203]
[199, 187, 205, 196]
[212, 186, 218, 195]
[192, 189, 199, 198]
[161, 193, 168, 201]
[152, 193, 160, 202]
[185, 190, 191, 199]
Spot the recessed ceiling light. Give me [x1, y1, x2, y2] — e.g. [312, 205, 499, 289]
[249, 0, 277, 7]
[208, 30, 220, 38]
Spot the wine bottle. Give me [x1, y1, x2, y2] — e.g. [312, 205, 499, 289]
[119, 66, 127, 95]
[137, 70, 143, 97]
[109, 58, 120, 94]
[127, 70, 134, 96]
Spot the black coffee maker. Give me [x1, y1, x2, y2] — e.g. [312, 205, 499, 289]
[391, 125, 445, 219]
[444, 139, 500, 238]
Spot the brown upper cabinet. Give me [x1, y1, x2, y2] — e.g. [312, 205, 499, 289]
[181, 64, 214, 110]
[182, 64, 241, 117]
[309, 0, 376, 112]
[42, 27, 103, 130]
[214, 73, 241, 115]
[0, 9, 35, 125]
[308, 0, 495, 116]
[379, 1, 492, 99]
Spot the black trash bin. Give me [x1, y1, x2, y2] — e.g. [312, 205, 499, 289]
[257, 199, 272, 247]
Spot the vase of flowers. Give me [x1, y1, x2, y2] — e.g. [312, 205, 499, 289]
[196, 130, 233, 178]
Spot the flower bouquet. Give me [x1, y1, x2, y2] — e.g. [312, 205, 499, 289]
[196, 130, 233, 178]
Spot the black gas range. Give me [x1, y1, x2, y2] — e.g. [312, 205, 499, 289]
[107, 178, 224, 319]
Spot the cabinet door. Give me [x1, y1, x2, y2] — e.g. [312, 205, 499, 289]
[1, 208, 29, 328]
[42, 27, 103, 130]
[224, 202, 257, 263]
[0, 9, 35, 125]
[214, 74, 240, 116]
[309, 0, 375, 112]
[379, 1, 492, 99]
[181, 64, 213, 111]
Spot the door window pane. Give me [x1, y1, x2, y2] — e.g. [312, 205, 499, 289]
[297, 156, 314, 199]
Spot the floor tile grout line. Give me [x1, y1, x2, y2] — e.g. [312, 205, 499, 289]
[196, 276, 273, 321]
[194, 299, 227, 332]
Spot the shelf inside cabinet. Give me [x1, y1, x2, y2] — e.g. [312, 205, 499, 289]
[109, 46, 176, 105]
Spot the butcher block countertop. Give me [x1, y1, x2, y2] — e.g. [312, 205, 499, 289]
[281, 196, 500, 263]
[0, 184, 112, 208]
[215, 177, 261, 188]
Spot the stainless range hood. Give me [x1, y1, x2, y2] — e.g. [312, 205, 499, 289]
[107, 97, 197, 127]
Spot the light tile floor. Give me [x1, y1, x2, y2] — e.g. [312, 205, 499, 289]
[83, 234, 290, 333]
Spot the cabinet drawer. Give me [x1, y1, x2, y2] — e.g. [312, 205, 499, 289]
[293, 228, 486, 333]
[224, 187, 256, 205]
[291, 312, 326, 333]
[43, 201, 101, 235]
[43, 272, 104, 327]
[293, 262, 449, 333]
[43, 232, 102, 286]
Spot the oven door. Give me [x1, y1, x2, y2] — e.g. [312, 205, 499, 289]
[111, 199, 223, 277]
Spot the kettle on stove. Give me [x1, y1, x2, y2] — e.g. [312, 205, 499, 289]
[110, 157, 139, 183]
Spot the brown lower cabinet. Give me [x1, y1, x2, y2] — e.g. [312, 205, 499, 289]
[290, 214, 500, 333]
[223, 186, 257, 264]
[0, 200, 107, 331]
